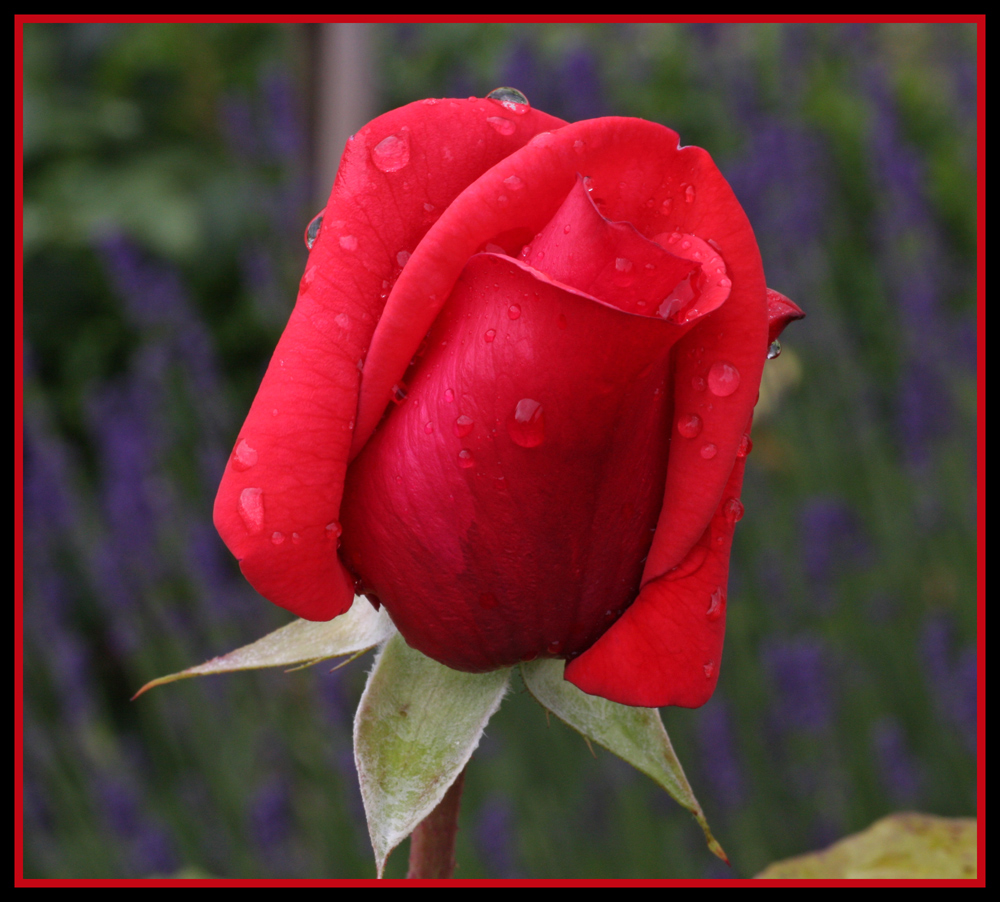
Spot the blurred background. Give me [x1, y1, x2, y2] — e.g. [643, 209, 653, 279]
[22, 22, 978, 879]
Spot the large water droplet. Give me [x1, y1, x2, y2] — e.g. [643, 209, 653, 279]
[707, 587, 724, 621]
[503, 174, 524, 190]
[615, 257, 633, 272]
[231, 439, 258, 471]
[723, 497, 745, 524]
[684, 183, 696, 203]
[737, 433, 753, 458]
[238, 487, 264, 534]
[304, 212, 323, 249]
[486, 86, 530, 113]
[487, 116, 516, 136]
[444, 388, 455, 403]
[371, 133, 411, 173]
[767, 339, 782, 360]
[508, 304, 521, 320]
[454, 415, 474, 438]
[707, 361, 741, 396]
[326, 520, 343, 541]
[506, 398, 545, 448]
[457, 449, 475, 468]
[339, 234, 358, 252]
[271, 531, 284, 545]
[676, 413, 703, 439]
[484, 329, 496, 343]
[700, 443, 718, 460]
[396, 249, 411, 267]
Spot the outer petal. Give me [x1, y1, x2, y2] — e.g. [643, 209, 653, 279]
[355, 117, 761, 457]
[566, 291, 803, 706]
[213, 98, 565, 620]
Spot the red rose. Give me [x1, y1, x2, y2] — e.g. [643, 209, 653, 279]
[214, 91, 802, 708]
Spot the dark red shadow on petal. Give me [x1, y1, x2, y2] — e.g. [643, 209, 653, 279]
[340, 254, 694, 671]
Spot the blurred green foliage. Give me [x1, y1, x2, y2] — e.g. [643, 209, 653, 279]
[22, 22, 977, 879]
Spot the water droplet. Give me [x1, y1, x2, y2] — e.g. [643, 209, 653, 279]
[371, 133, 411, 172]
[497, 194, 509, 206]
[271, 531, 284, 545]
[444, 388, 455, 403]
[703, 660, 715, 678]
[767, 339, 782, 360]
[487, 116, 516, 135]
[484, 329, 496, 342]
[486, 86, 530, 113]
[238, 488, 264, 534]
[557, 313, 568, 329]
[707, 361, 741, 397]
[339, 234, 358, 252]
[723, 497, 745, 524]
[291, 532, 301, 543]
[707, 587, 724, 621]
[676, 413, 703, 439]
[506, 398, 545, 448]
[396, 249, 410, 267]
[503, 174, 524, 190]
[661, 197, 672, 214]
[326, 521, 342, 540]
[231, 439, 258, 471]
[737, 433, 753, 458]
[546, 639, 562, 654]
[700, 443, 718, 460]
[479, 592, 498, 610]
[573, 139, 585, 153]
[454, 415, 474, 437]
[422, 98, 439, 106]
[304, 212, 323, 249]
[424, 202, 435, 212]
[615, 257, 633, 272]
[684, 183, 696, 203]
[424, 421, 434, 434]
[391, 382, 408, 404]
[457, 449, 475, 468]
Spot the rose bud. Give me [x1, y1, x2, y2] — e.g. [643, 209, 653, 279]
[214, 91, 803, 708]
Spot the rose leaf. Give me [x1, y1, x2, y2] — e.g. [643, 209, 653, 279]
[521, 657, 727, 863]
[354, 633, 511, 877]
[132, 595, 395, 697]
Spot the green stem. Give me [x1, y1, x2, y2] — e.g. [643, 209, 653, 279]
[406, 767, 466, 879]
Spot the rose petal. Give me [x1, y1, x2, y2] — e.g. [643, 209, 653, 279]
[340, 254, 691, 670]
[766, 287, 806, 344]
[522, 176, 698, 315]
[214, 98, 565, 620]
[355, 116, 763, 458]
[564, 433, 749, 707]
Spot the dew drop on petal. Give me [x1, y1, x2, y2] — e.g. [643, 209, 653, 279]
[238, 488, 264, 534]
[457, 449, 476, 468]
[486, 86, 530, 113]
[396, 249, 411, 267]
[506, 398, 545, 448]
[487, 116, 516, 135]
[503, 175, 524, 190]
[231, 439, 258, 471]
[391, 382, 408, 404]
[339, 234, 358, 251]
[271, 531, 284, 545]
[484, 329, 496, 342]
[692, 375, 706, 392]
[723, 497, 745, 524]
[371, 133, 411, 172]
[325, 520, 343, 540]
[304, 212, 323, 249]
[684, 183, 696, 203]
[700, 443, 718, 460]
[767, 339, 782, 360]
[444, 388, 455, 403]
[424, 421, 434, 434]
[508, 304, 521, 320]
[547, 639, 562, 654]
[703, 660, 715, 678]
[454, 415, 474, 438]
[707, 361, 741, 397]
[707, 587, 725, 621]
[615, 257, 633, 272]
[661, 197, 672, 214]
[676, 413, 702, 439]
[737, 433, 753, 458]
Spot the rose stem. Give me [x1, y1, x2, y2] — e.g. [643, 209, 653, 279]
[406, 766, 466, 879]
